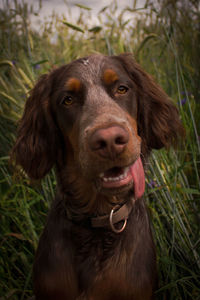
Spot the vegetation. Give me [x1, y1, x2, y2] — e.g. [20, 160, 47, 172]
[0, 0, 199, 299]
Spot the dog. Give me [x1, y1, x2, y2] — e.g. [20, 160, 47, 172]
[12, 53, 183, 299]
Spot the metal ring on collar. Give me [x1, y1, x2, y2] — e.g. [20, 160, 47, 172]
[109, 205, 127, 233]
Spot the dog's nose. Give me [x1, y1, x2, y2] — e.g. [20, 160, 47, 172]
[89, 126, 129, 159]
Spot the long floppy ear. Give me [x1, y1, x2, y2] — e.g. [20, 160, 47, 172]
[117, 53, 184, 153]
[11, 74, 59, 180]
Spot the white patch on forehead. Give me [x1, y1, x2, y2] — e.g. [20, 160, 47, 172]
[83, 59, 89, 66]
[81, 55, 105, 84]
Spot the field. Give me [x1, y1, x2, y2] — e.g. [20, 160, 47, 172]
[0, 0, 200, 299]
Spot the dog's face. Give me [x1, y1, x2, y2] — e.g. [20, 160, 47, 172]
[12, 54, 183, 197]
[51, 55, 141, 195]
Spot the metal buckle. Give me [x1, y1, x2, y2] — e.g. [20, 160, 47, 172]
[109, 205, 127, 233]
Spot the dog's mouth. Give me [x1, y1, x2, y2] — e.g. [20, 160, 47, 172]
[99, 166, 133, 188]
[98, 157, 145, 199]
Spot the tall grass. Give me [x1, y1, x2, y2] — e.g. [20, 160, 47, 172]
[0, 0, 199, 299]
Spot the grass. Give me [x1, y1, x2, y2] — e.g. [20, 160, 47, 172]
[0, 0, 200, 299]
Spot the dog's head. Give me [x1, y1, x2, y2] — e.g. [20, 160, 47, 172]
[12, 54, 183, 196]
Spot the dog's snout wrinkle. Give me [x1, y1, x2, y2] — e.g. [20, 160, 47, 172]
[89, 126, 129, 160]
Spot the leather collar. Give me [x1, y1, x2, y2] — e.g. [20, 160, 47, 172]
[91, 197, 136, 233]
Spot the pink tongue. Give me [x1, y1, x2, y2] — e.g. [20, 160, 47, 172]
[130, 157, 145, 199]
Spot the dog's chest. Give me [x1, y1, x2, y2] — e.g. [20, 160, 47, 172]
[72, 227, 135, 296]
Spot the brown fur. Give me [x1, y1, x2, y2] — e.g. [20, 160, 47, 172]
[11, 53, 184, 300]
[65, 78, 82, 92]
[103, 69, 119, 85]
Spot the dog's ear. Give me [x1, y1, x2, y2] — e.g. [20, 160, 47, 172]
[117, 53, 184, 153]
[11, 74, 59, 180]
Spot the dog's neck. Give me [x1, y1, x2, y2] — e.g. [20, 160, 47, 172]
[56, 163, 134, 222]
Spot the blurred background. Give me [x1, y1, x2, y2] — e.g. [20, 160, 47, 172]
[0, 0, 200, 299]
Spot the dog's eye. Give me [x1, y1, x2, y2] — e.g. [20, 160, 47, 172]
[117, 86, 128, 94]
[62, 95, 73, 106]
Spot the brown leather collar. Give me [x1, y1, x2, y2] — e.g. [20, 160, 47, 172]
[91, 197, 135, 233]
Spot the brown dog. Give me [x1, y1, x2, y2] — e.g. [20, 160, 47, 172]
[12, 53, 183, 299]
